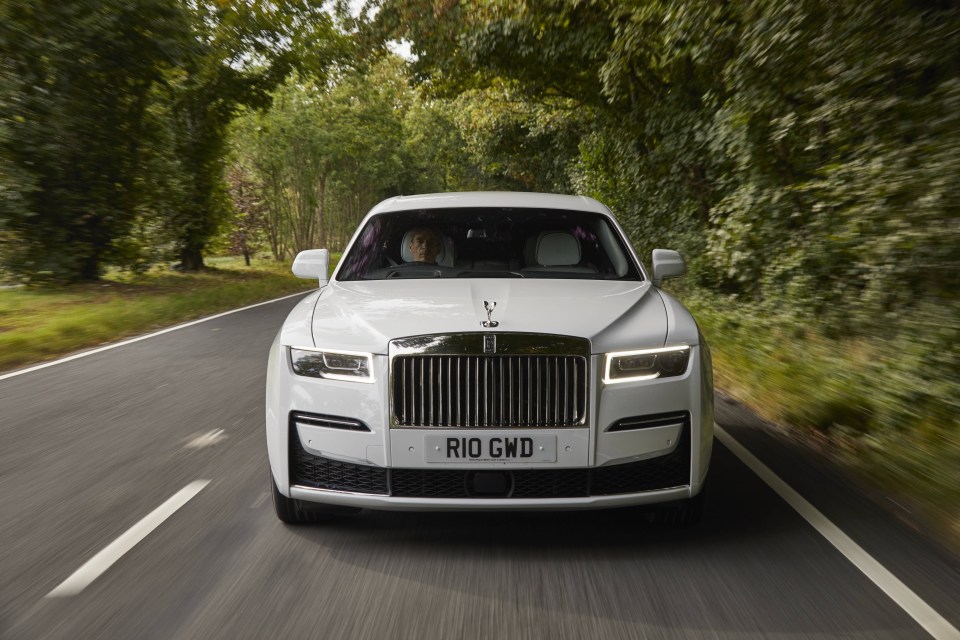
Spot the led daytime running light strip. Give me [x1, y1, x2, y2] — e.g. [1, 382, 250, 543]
[603, 345, 690, 384]
[290, 346, 375, 383]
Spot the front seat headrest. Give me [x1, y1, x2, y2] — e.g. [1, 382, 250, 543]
[534, 231, 581, 266]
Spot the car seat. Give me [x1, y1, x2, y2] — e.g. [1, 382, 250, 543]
[522, 231, 598, 273]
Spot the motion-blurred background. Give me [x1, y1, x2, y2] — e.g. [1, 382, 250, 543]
[1, 1, 957, 540]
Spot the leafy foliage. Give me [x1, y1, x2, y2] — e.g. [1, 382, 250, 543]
[364, 0, 960, 480]
[2, 0, 958, 461]
[0, 0, 349, 281]
[165, 0, 348, 270]
[224, 160, 267, 265]
[0, 0, 188, 282]
[228, 60, 411, 257]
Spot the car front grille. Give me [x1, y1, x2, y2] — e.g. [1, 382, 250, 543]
[289, 413, 691, 498]
[390, 333, 590, 428]
[392, 354, 588, 428]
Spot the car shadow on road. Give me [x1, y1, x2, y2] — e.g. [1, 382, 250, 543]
[290, 442, 793, 552]
[280, 443, 921, 637]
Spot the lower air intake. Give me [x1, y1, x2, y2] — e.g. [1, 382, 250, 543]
[289, 413, 691, 498]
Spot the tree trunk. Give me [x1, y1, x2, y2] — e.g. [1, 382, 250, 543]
[316, 174, 326, 248]
[179, 245, 205, 271]
[78, 254, 102, 282]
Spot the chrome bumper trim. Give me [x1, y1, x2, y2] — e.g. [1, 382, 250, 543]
[289, 484, 692, 512]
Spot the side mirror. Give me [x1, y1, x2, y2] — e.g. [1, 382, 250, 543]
[292, 249, 330, 287]
[651, 249, 686, 287]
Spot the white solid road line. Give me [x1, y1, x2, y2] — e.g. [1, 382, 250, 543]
[46, 480, 211, 598]
[716, 426, 960, 640]
[0, 290, 310, 383]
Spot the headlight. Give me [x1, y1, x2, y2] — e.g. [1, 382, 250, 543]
[289, 347, 374, 383]
[603, 345, 690, 384]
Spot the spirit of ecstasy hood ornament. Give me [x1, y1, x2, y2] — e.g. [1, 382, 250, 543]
[482, 300, 499, 328]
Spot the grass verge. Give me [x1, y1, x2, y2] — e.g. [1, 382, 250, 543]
[0, 256, 316, 373]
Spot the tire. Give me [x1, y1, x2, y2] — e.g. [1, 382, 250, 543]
[634, 483, 707, 526]
[661, 487, 706, 525]
[269, 472, 358, 524]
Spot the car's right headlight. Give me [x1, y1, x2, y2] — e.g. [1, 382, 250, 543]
[603, 345, 690, 384]
[289, 347, 374, 383]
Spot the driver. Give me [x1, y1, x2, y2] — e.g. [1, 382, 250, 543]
[407, 227, 442, 264]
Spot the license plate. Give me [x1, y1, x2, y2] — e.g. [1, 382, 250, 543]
[424, 435, 557, 463]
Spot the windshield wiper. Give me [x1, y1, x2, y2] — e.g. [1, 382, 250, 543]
[456, 271, 524, 278]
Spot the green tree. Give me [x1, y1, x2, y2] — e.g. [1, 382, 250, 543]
[368, 0, 960, 441]
[0, 0, 189, 282]
[225, 159, 266, 266]
[229, 60, 409, 255]
[169, 0, 347, 270]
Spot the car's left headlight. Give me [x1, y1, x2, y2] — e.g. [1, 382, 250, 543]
[603, 345, 690, 384]
[289, 347, 374, 383]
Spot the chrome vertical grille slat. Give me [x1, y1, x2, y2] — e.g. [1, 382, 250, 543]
[400, 357, 407, 425]
[526, 358, 532, 426]
[473, 356, 479, 427]
[447, 357, 453, 427]
[536, 357, 542, 426]
[499, 358, 505, 427]
[573, 360, 577, 422]
[483, 357, 489, 426]
[553, 357, 560, 423]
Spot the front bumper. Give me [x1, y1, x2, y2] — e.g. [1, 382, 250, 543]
[288, 412, 691, 507]
[266, 341, 713, 511]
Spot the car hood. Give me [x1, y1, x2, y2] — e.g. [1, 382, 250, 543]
[304, 279, 668, 354]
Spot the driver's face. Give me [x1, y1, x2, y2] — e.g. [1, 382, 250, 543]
[409, 230, 441, 263]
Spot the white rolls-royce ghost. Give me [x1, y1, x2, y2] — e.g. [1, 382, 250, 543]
[266, 192, 713, 523]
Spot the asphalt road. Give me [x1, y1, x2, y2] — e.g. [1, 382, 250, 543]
[1, 294, 959, 640]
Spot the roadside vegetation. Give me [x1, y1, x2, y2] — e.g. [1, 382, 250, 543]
[0, 257, 313, 372]
[1, 2, 957, 536]
[683, 287, 960, 540]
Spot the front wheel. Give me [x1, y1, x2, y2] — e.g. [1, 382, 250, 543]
[630, 483, 707, 526]
[269, 472, 358, 524]
[655, 486, 706, 525]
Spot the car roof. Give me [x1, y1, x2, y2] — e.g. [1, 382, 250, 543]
[366, 192, 613, 217]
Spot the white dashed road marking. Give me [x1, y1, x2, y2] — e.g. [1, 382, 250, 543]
[46, 480, 211, 598]
[249, 492, 269, 509]
[184, 429, 227, 449]
[717, 425, 960, 640]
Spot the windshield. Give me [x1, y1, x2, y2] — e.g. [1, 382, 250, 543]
[336, 208, 642, 281]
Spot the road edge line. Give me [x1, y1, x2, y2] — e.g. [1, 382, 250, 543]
[716, 425, 960, 640]
[46, 480, 211, 598]
[0, 290, 310, 382]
